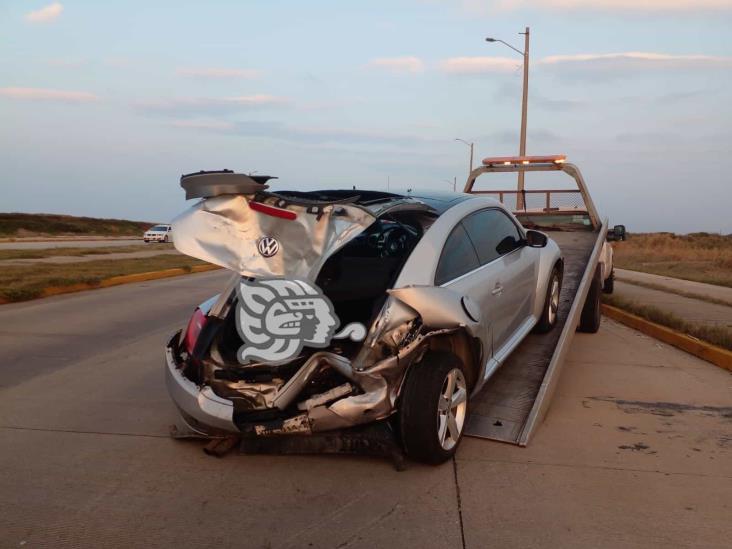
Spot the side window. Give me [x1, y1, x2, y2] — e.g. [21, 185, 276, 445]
[462, 209, 523, 265]
[435, 224, 480, 285]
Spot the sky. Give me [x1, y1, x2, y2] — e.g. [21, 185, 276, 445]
[1, 0, 731, 233]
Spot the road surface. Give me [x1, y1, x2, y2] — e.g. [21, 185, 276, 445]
[614, 270, 732, 329]
[0, 238, 142, 250]
[616, 268, 732, 305]
[1, 272, 730, 548]
[1, 248, 181, 266]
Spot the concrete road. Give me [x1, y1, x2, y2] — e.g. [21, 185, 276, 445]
[1, 274, 730, 548]
[1, 248, 181, 266]
[614, 280, 732, 329]
[0, 238, 142, 250]
[616, 268, 732, 306]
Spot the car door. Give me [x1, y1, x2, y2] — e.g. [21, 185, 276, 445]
[461, 209, 538, 353]
[434, 222, 500, 357]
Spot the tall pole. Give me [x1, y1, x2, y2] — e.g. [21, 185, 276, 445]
[469, 143, 474, 173]
[517, 26, 530, 209]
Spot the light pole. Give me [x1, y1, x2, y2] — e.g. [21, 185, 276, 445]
[486, 27, 530, 209]
[443, 178, 457, 192]
[455, 138, 474, 175]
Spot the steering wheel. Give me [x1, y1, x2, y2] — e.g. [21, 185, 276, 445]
[375, 225, 414, 258]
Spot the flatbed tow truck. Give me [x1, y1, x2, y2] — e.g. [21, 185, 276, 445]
[463, 154, 624, 445]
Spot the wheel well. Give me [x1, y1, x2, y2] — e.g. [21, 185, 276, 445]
[555, 257, 564, 277]
[425, 330, 481, 389]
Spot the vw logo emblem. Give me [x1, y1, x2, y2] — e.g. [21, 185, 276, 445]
[257, 237, 280, 258]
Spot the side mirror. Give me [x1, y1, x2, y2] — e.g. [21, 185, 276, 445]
[607, 224, 626, 242]
[525, 229, 548, 248]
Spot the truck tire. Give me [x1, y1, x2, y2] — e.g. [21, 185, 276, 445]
[602, 269, 614, 294]
[399, 352, 468, 464]
[534, 264, 562, 334]
[578, 265, 602, 333]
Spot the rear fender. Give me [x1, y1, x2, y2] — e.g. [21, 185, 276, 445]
[387, 285, 481, 338]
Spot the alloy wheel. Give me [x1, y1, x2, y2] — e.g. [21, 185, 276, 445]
[548, 276, 560, 325]
[437, 368, 467, 450]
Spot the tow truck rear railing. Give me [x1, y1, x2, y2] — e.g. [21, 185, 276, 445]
[464, 154, 601, 231]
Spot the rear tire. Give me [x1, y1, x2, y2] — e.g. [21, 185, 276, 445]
[399, 352, 468, 464]
[578, 265, 602, 333]
[534, 264, 562, 334]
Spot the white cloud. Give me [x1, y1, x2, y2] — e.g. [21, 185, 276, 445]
[439, 56, 522, 74]
[439, 52, 732, 75]
[136, 94, 288, 116]
[540, 52, 732, 73]
[497, 0, 732, 10]
[170, 119, 235, 130]
[366, 56, 425, 73]
[176, 68, 261, 79]
[0, 87, 98, 102]
[225, 95, 285, 106]
[26, 2, 63, 23]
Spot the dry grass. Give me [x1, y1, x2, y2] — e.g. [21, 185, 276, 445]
[0, 244, 172, 261]
[0, 212, 155, 237]
[603, 294, 732, 351]
[613, 232, 732, 288]
[0, 255, 207, 302]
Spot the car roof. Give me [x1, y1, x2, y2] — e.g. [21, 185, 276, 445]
[274, 189, 473, 216]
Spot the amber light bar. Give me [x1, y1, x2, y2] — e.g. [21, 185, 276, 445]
[482, 154, 566, 167]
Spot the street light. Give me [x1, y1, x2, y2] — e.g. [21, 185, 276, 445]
[486, 27, 530, 209]
[455, 138, 474, 175]
[442, 177, 457, 192]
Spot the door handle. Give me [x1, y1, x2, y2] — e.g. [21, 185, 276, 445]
[491, 285, 503, 296]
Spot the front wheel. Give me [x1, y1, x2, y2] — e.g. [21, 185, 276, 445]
[163, 235, 169, 243]
[399, 352, 469, 464]
[534, 265, 562, 334]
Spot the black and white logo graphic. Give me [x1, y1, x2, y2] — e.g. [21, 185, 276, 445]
[236, 278, 367, 363]
[257, 236, 280, 258]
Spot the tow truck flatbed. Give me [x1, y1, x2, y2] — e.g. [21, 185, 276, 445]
[463, 155, 617, 445]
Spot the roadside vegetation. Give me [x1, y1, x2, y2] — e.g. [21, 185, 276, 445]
[0, 255, 208, 302]
[0, 212, 156, 238]
[603, 294, 732, 351]
[0, 243, 174, 261]
[613, 232, 732, 288]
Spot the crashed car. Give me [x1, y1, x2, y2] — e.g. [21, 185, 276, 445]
[165, 170, 563, 463]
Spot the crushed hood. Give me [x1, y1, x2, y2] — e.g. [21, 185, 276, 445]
[172, 193, 376, 280]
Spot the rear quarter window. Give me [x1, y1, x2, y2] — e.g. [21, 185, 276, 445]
[435, 223, 480, 285]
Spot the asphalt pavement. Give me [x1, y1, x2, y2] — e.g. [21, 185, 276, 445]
[1, 272, 730, 548]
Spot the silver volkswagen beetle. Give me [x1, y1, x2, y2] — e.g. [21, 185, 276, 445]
[165, 172, 563, 464]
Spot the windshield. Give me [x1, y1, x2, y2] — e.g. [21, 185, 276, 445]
[150, 225, 168, 231]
